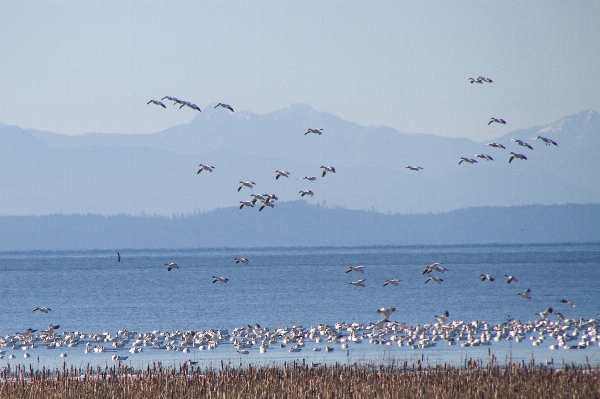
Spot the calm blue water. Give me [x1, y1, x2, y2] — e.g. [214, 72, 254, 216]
[1, 244, 599, 369]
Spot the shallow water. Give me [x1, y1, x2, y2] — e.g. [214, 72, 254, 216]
[1, 243, 599, 369]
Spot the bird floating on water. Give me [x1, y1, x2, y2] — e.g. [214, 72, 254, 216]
[214, 103, 234, 112]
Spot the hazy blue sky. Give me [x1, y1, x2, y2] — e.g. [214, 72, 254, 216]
[1, 1, 599, 141]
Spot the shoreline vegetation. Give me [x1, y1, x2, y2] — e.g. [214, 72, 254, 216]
[2, 359, 599, 398]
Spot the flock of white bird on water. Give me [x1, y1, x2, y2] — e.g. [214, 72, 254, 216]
[7, 78, 595, 365]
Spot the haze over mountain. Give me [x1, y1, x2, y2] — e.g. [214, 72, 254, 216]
[0, 105, 598, 216]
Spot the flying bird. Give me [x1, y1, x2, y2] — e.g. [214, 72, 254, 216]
[469, 77, 483, 84]
[478, 76, 493, 83]
[212, 276, 229, 283]
[504, 275, 519, 284]
[488, 118, 507, 125]
[320, 166, 336, 177]
[259, 200, 275, 211]
[480, 274, 495, 282]
[299, 176, 318, 181]
[305, 128, 323, 135]
[404, 166, 423, 171]
[425, 276, 443, 284]
[238, 181, 256, 192]
[299, 190, 314, 197]
[147, 100, 166, 108]
[239, 201, 255, 209]
[423, 263, 447, 274]
[559, 299, 575, 308]
[475, 154, 494, 161]
[275, 170, 290, 180]
[459, 157, 478, 165]
[511, 139, 534, 150]
[518, 288, 532, 301]
[537, 307, 553, 319]
[214, 103, 234, 112]
[33, 307, 51, 313]
[346, 266, 365, 273]
[377, 307, 397, 317]
[235, 257, 249, 265]
[164, 263, 179, 271]
[435, 310, 450, 324]
[383, 279, 400, 287]
[348, 279, 366, 287]
[486, 143, 506, 149]
[197, 164, 215, 173]
[533, 136, 558, 146]
[509, 152, 527, 163]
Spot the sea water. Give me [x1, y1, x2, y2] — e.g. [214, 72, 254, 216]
[1, 244, 599, 369]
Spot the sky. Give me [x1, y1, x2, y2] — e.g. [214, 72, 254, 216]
[1, 1, 599, 142]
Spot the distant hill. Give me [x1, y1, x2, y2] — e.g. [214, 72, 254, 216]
[1, 202, 598, 250]
[0, 106, 599, 216]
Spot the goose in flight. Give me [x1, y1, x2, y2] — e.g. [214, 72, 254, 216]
[299, 176, 317, 181]
[425, 276, 443, 284]
[249, 194, 266, 203]
[235, 257, 249, 265]
[533, 136, 558, 146]
[459, 157, 478, 165]
[147, 100, 167, 108]
[478, 76, 493, 83]
[559, 299, 575, 308]
[509, 152, 527, 163]
[348, 279, 366, 287]
[488, 117, 507, 125]
[469, 77, 484, 84]
[377, 307, 397, 318]
[320, 166, 336, 177]
[475, 154, 494, 161]
[305, 128, 323, 135]
[486, 143, 506, 149]
[214, 103, 234, 112]
[33, 307, 51, 313]
[435, 310, 449, 324]
[511, 139, 534, 150]
[178, 101, 201, 112]
[383, 279, 400, 287]
[404, 166, 423, 171]
[259, 200, 275, 211]
[275, 170, 290, 180]
[346, 265, 365, 273]
[518, 288, 532, 301]
[423, 263, 447, 274]
[537, 307, 553, 319]
[480, 274, 495, 282]
[263, 194, 278, 202]
[239, 200, 255, 209]
[165, 262, 179, 271]
[162, 96, 182, 104]
[504, 275, 518, 284]
[238, 181, 256, 192]
[212, 276, 228, 283]
[299, 190, 314, 197]
[197, 164, 215, 173]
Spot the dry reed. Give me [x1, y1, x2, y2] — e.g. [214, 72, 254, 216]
[1, 359, 599, 399]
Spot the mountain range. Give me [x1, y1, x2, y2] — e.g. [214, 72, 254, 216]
[0, 105, 599, 217]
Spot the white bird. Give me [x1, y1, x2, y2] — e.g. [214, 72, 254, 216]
[235, 257, 249, 265]
[533, 136, 558, 146]
[60, 353, 67, 358]
[486, 143, 506, 149]
[147, 100, 166, 108]
[238, 181, 256, 192]
[346, 266, 365, 273]
[511, 139, 534, 150]
[214, 103, 234, 112]
[275, 170, 290, 180]
[299, 176, 317, 181]
[348, 279, 366, 287]
[435, 310, 450, 324]
[480, 274, 495, 282]
[33, 307, 51, 313]
[509, 152, 527, 163]
[518, 288, 532, 301]
[162, 96, 182, 105]
[299, 190, 314, 197]
[425, 276, 443, 284]
[112, 355, 128, 361]
[320, 166, 336, 177]
[475, 154, 494, 161]
[164, 263, 179, 271]
[404, 166, 423, 171]
[488, 117, 507, 125]
[537, 307, 553, 319]
[504, 275, 519, 284]
[239, 201, 255, 209]
[383, 279, 400, 287]
[559, 299, 575, 308]
[459, 157, 478, 165]
[305, 128, 323, 135]
[237, 349, 249, 354]
[212, 276, 228, 284]
[477, 76, 493, 83]
[469, 77, 484, 84]
[423, 263, 447, 274]
[197, 164, 215, 173]
[259, 200, 275, 211]
[377, 307, 397, 318]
